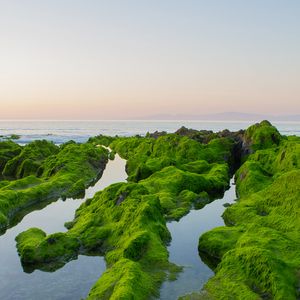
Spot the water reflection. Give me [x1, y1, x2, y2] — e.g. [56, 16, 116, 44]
[159, 179, 236, 299]
[0, 154, 127, 300]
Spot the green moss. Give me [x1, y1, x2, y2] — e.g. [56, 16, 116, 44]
[15, 128, 238, 298]
[199, 226, 243, 263]
[139, 163, 229, 220]
[244, 120, 282, 152]
[87, 259, 157, 300]
[123, 231, 150, 261]
[0, 141, 21, 174]
[198, 124, 300, 299]
[14, 128, 238, 299]
[16, 182, 172, 296]
[235, 160, 273, 197]
[65, 179, 86, 198]
[88, 135, 116, 147]
[194, 191, 210, 210]
[89, 132, 234, 221]
[0, 142, 108, 232]
[15, 227, 47, 263]
[16, 228, 80, 272]
[12, 123, 300, 299]
[108, 134, 234, 182]
[3, 140, 59, 178]
[109, 151, 116, 160]
[0, 212, 8, 233]
[180, 160, 211, 174]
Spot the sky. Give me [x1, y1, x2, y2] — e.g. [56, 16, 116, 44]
[0, 0, 299, 119]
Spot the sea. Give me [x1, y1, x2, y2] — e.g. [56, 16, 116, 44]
[0, 120, 300, 144]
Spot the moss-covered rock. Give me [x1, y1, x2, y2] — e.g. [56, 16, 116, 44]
[243, 120, 282, 153]
[87, 258, 157, 300]
[2, 140, 59, 178]
[18, 123, 291, 299]
[199, 226, 243, 263]
[106, 133, 235, 182]
[197, 124, 300, 299]
[16, 182, 176, 297]
[0, 142, 109, 233]
[15, 128, 237, 299]
[16, 228, 80, 272]
[0, 141, 22, 175]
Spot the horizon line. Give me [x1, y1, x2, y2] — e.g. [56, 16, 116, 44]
[1, 119, 300, 123]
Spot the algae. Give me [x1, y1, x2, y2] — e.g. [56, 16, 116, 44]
[16, 129, 237, 299]
[0, 140, 109, 233]
[197, 121, 300, 299]
[15, 122, 298, 300]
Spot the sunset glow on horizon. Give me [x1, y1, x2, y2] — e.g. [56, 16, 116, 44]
[1, 1, 299, 119]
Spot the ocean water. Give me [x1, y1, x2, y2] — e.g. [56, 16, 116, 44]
[0, 120, 299, 144]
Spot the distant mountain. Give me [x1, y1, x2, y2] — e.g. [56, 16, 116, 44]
[140, 112, 300, 121]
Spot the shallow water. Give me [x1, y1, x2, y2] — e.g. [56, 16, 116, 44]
[0, 153, 127, 300]
[159, 179, 236, 299]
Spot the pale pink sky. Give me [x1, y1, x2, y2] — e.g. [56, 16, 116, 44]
[1, 1, 299, 119]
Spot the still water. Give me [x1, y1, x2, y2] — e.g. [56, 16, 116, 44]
[160, 179, 236, 299]
[0, 153, 127, 300]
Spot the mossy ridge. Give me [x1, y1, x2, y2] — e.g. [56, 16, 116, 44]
[141, 163, 230, 220]
[90, 131, 236, 220]
[2, 140, 59, 179]
[16, 182, 180, 298]
[89, 132, 235, 182]
[196, 122, 300, 299]
[16, 227, 80, 273]
[0, 140, 22, 176]
[0, 142, 109, 233]
[16, 130, 237, 299]
[243, 120, 281, 153]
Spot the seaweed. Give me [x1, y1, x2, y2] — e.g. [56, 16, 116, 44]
[197, 121, 300, 299]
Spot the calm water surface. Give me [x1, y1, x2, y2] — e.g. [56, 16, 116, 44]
[0, 153, 127, 300]
[159, 179, 236, 299]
